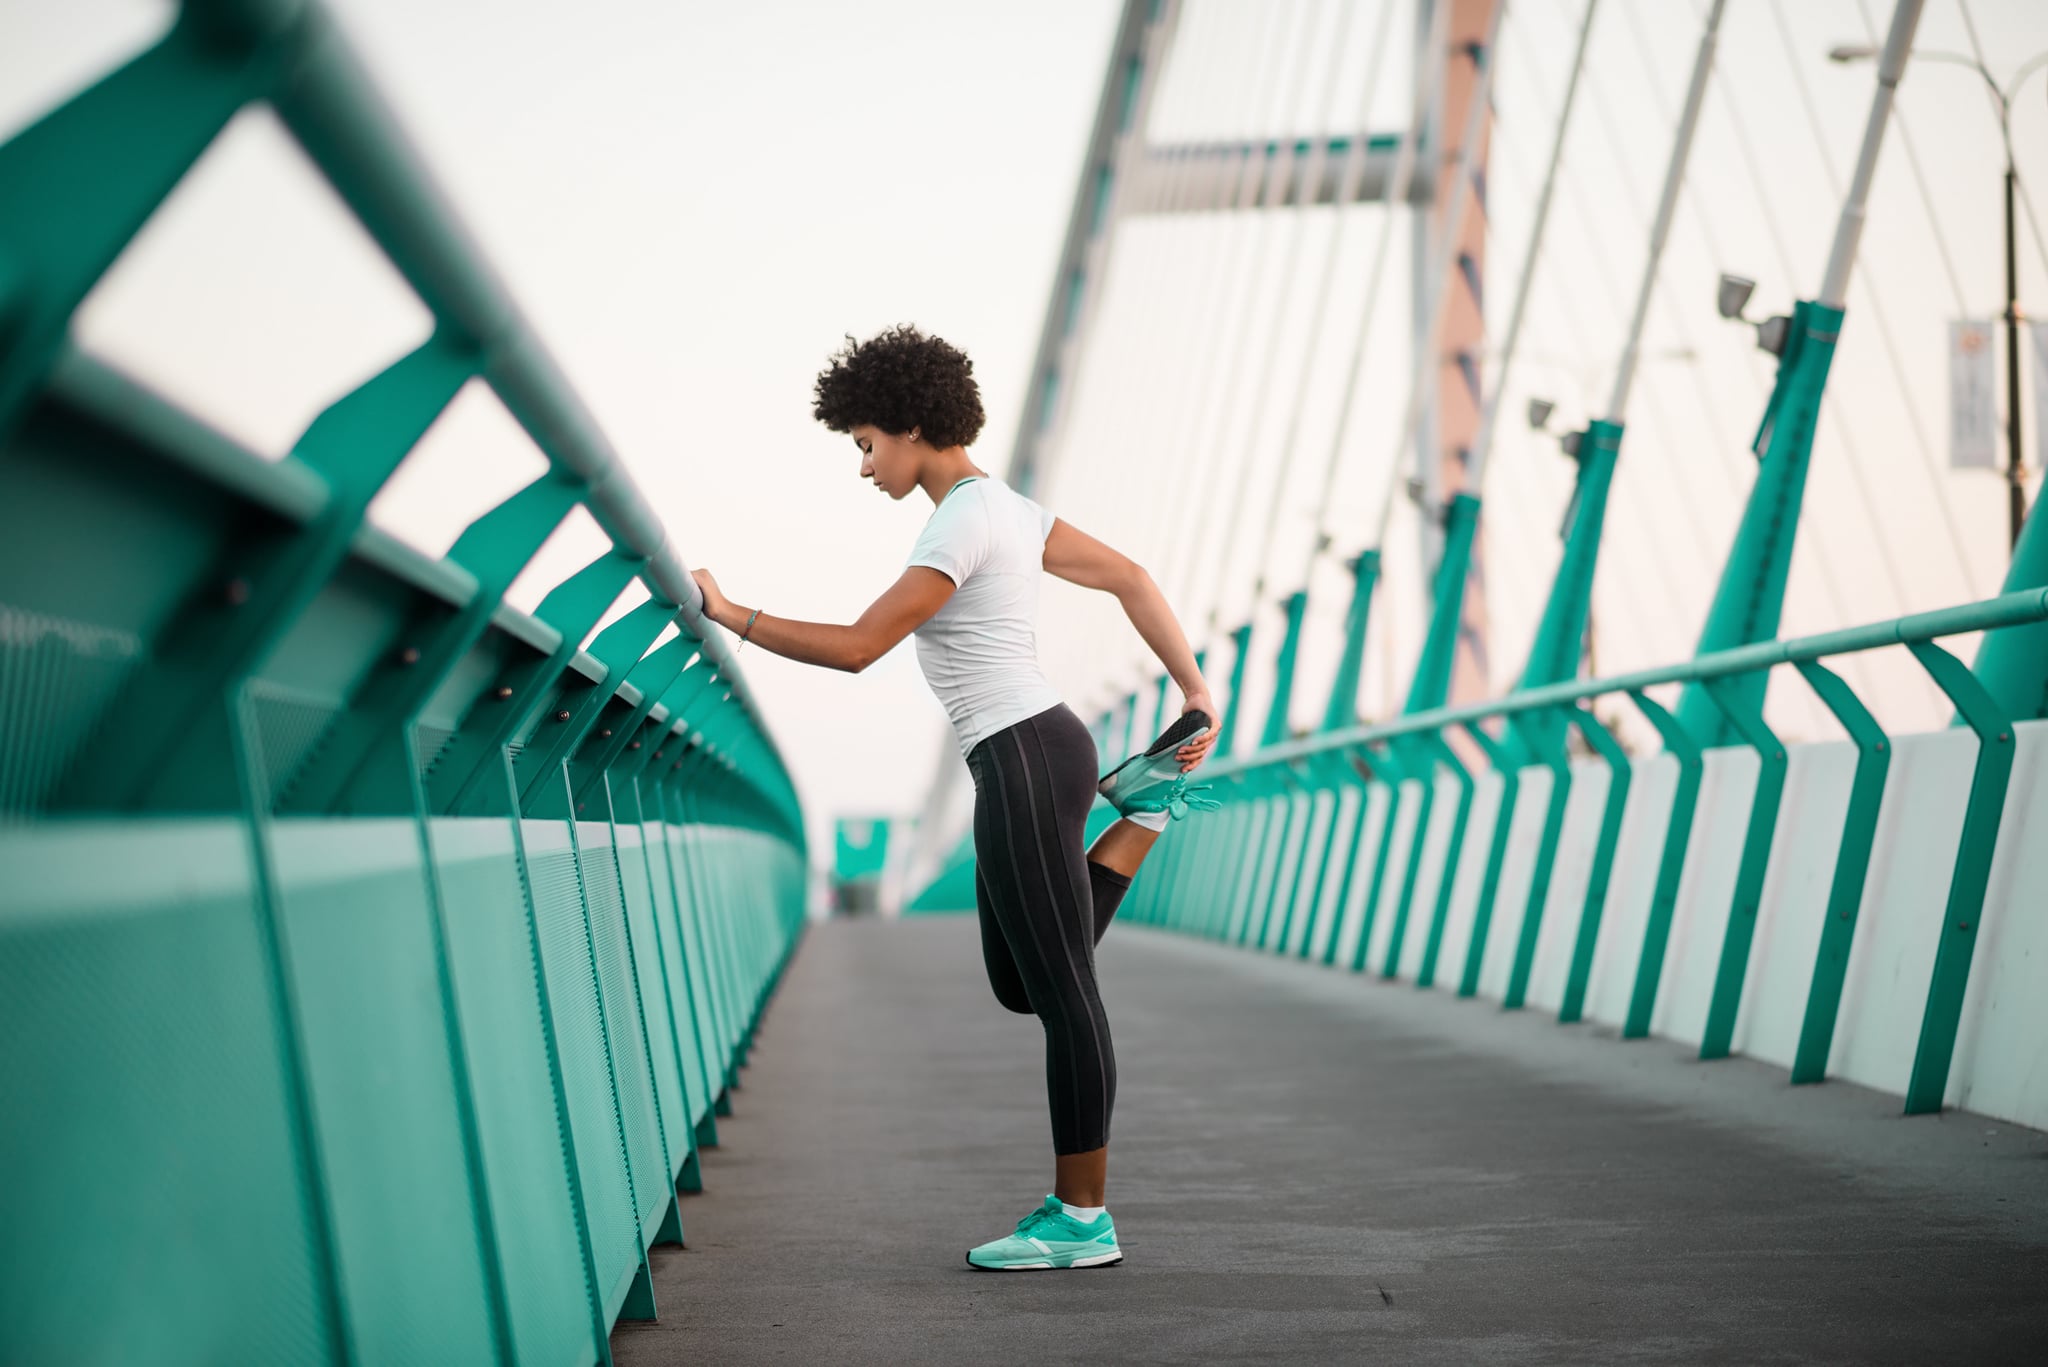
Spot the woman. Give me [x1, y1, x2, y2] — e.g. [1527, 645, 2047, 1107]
[690, 324, 1217, 1271]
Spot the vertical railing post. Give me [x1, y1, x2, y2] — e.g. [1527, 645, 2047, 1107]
[1621, 690, 1705, 1038]
[1787, 658, 1890, 1083]
[1901, 640, 2017, 1114]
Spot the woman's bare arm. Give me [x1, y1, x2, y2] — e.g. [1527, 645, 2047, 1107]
[1042, 517, 1217, 767]
[690, 566, 955, 673]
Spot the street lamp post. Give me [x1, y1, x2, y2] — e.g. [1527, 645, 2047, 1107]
[1832, 43, 2048, 548]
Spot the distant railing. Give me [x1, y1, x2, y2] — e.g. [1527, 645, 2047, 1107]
[1126, 590, 2048, 1128]
[0, 2, 805, 1363]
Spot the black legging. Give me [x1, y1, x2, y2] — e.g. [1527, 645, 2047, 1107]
[967, 702, 1131, 1156]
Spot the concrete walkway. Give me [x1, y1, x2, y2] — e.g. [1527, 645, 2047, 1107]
[612, 916, 2048, 1366]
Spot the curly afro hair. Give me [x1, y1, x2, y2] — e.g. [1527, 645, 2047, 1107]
[812, 324, 986, 450]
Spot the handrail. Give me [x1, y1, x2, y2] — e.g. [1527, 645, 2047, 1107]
[1223, 587, 2048, 777]
[184, 0, 772, 761]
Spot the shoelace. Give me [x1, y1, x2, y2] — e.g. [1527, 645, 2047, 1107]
[1162, 775, 1222, 819]
[1013, 1200, 1062, 1238]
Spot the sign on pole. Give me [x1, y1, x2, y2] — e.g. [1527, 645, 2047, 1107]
[1950, 319, 1998, 470]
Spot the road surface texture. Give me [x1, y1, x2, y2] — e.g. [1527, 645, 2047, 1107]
[612, 915, 2048, 1366]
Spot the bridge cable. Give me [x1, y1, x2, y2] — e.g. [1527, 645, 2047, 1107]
[1187, 0, 1392, 643]
[1033, 0, 1211, 711]
[1287, 0, 1459, 602]
[1111, 0, 1322, 718]
[1765, 0, 1978, 601]
[1149, 0, 1344, 634]
[1041, 1, 1291, 720]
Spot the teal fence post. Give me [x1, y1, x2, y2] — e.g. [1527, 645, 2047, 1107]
[1384, 493, 1491, 986]
[1276, 752, 1349, 956]
[1349, 744, 1409, 973]
[1322, 550, 1382, 733]
[1787, 658, 1890, 1084]
[1287, 754, 1350, 961]
[1377, 738, 1437, 979]
[1503, 707, 1572, 1010]
[431, 551, 642, 815]
[1251, 765, 1310, 950]
[1622, 689, 1705, 1039]
[1229, 775, 1284, 945]
[1901, 640, 2017, 1114]
[1456, 722, 1519, 998]
[1414, 733, 1476, 990]
[1697, 673, 1791, 1060]
[1558, 705, 1632, 1022]
[1260, 589, 1311, 747]
[1216, 622, 1256, 757]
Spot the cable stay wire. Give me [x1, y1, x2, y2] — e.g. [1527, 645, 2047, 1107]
[1229, 0, 1401, 609]
[1163, 0, 1356, 641]
[1093, 0, 1362, 722]
[1140, 0, 1323, 625]
[1763, 0, 1978, 600]
[1048, 1, 1229, 696]
[1107, 0, 1406, 734]
[1048, 1, 1296, 721]
[1293, 0, 1458, 592]
[1463, 0, 1599, 497]
[1482, 9, 1714, 680]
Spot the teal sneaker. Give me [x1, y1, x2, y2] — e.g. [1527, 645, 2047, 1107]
[966, 1195, 1123, 1271]
[1098, 710, 1219, 821]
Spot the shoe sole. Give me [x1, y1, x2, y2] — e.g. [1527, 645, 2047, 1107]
[965, 1250, 1124, 1271]
[1100, 710, 1213, 785]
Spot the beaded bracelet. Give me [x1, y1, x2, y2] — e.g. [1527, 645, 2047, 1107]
[738, 606, 760, 649]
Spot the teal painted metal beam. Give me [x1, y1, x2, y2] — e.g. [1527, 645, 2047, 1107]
[1227, 590, 2048, 777]
[1216, 621, 1255, 757]
[1503, 709, 1572, 1010]
[1362, 494, 1481, 978]
[1902, 641, 2016, 1114]
[1403, 495, 1482, 717]
[1412, 732, 1475, 990]
[1676, 304, 1843, 745]
[1260, 590, 1311, 747]
[1322, 550, 1381, 733]
[1621, 690, 1703, 1039]
[1787, 659, 1890, 1084]
[1349, 745, 1408, 974]
[1697, 675, 1790, 1059]
[1456, 722, 1519, 998]
[1967, 493, 2048, 721]
[1557, 706, 1631, 1022]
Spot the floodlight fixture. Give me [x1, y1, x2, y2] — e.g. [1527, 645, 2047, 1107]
[1756, 314, 1791, 357]
[1716, 273, 1756, 320]
[1526, 397, 1556, 430]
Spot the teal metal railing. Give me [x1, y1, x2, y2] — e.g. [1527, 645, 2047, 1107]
[0, 3, 806, 1364]
[1127, 590, 2048, 1120]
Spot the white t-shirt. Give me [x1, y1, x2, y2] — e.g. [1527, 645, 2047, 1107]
[904, 476, 1064, 758]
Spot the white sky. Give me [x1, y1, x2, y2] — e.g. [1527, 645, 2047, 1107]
[7, 0, 2048, 876]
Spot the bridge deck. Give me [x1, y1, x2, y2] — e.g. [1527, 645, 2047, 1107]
[613, 917, 2048, 1365]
